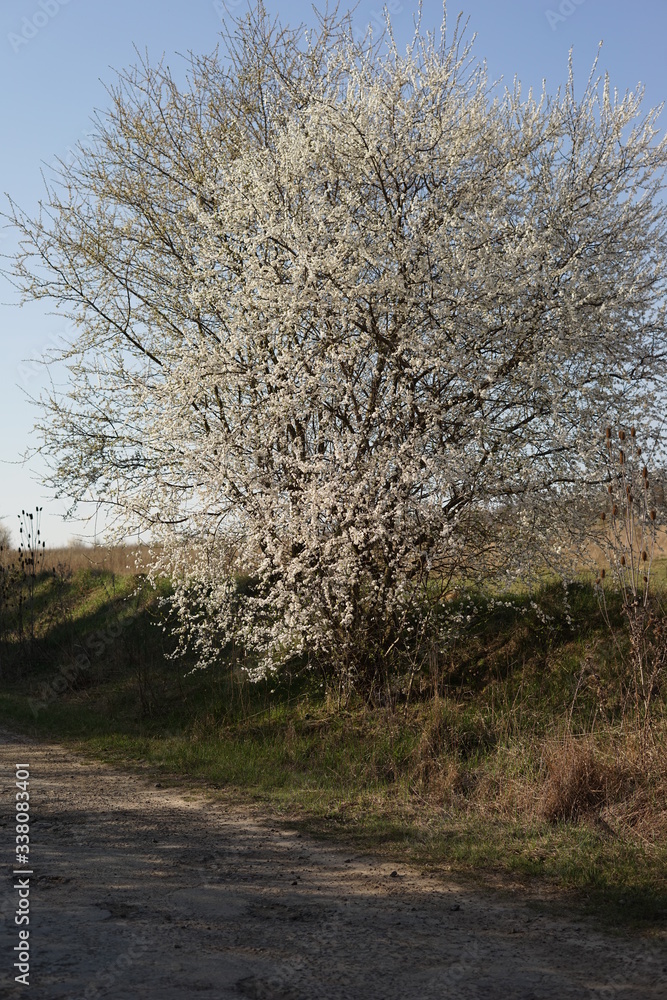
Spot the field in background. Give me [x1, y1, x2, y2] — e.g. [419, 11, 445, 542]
[586, 528, 667, 573]
[0, 553, 665, 933]
[3, 524, 667, 579]
[55, 544, 150, 573]
[1, 543, 153, 575]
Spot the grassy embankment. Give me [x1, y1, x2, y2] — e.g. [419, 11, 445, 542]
[0, 544, 666, 933]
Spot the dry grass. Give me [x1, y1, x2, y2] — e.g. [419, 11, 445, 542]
[0, 543, 152, 575]
[408, 703, 667, 844]
[539, 735, 635, 824]
[551, 732, 667, 843]
[581, 527, 667, 571]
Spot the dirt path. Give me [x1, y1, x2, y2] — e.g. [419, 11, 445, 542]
[1, 729, 665, 1000]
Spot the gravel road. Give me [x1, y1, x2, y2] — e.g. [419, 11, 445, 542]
[1, 728, 665, 999]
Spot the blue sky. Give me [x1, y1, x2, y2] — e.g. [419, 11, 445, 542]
[1, 0, 666, 546]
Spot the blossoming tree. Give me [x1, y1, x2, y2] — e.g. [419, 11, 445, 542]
[6, 3, 667, 695]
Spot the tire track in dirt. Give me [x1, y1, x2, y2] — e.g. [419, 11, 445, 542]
[1, 729, 665, 999]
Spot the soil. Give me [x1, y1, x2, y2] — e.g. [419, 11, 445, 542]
[1, 728, 665, 999]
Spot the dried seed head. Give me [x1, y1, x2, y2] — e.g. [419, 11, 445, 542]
[620, 450, 625, 464]
[607, 484, 613, 494]
[605, 427, 612, 439]
[621, 555, 626, 566]
[642, 550, 648, 562]
[644, 575, 649, 583]
[644, 479, 649, 490]
[600, 568, 606, 579]
[636, 447, 641, 456]
[612, 504, 618, 515]
[642, 466, 648, 479]
[600, 511, 606, 521]
[630, 426, 636, 438]
[619, 429, 626, 441]
[650, 510, 657, 521]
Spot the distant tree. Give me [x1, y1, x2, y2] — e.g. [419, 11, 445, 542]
[0, 522, 11, 552]
[5, 3, 667, 695]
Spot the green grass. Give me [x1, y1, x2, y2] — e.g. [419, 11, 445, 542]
[0, 564, 665, 934]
